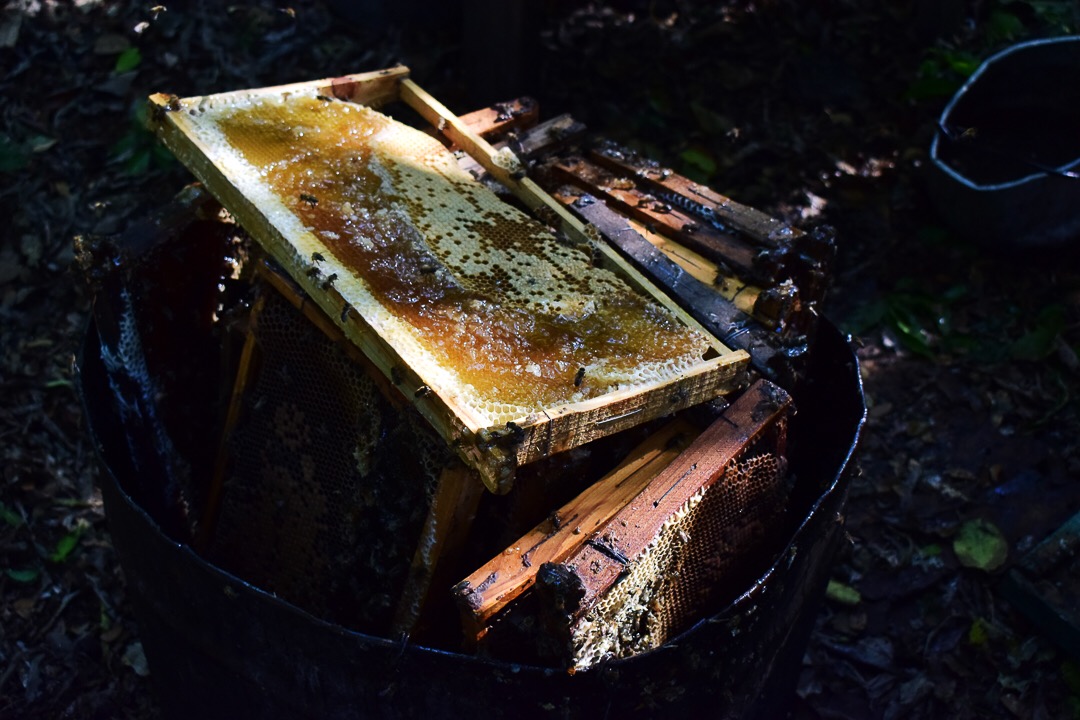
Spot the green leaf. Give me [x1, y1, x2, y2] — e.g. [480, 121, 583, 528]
[114, 47, 142, 73]
[49, 530, 82, 563]
[968, 616, 991, 647]
[646, 87, 673, 118]
[689, 101, 731, 135]
[679, 148, 717, 177]
[0, 501, 22, 527]
[53, 498, 91, 508]
[942, 52, 980, 77]
[0, 133, 30, 172]
[987, 10, 1025, 44]
[954, 518, 1008, 571]
[920, 543, 942, 557]
[826, 579, 862, 606]
[5, 568, 39, 583]
[1011, 304, 1065, 361]
[889, 306, 935, 357]
[126, 147, 151, 175]
[840, 297, 887, 335]
[942, 284, 968, 302]
[1026, 1, 1077, 32]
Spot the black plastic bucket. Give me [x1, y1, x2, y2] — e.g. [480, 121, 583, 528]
[78, 216, 864, 720]
[928, 36, 1080, 248]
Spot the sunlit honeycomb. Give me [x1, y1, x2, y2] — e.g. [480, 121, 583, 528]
[175, 89, 713, 425]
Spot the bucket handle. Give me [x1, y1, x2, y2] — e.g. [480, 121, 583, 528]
[937, 121, 1080, 180]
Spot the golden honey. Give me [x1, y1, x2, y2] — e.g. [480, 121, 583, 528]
[187, 91, 711, 423]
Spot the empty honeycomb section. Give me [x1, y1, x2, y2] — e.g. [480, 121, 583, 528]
[207, 287, 452, 631]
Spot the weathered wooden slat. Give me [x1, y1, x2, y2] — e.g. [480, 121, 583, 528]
[430, 97, 540, 148]
[509, 114, 588, 158]
[547, 153, 819, 339]
[589, 143, 800, 248]
[547, 155, 760, 279]
[453, 419, 698, 645]
[456, 113, 587, 181]
[460, 97, 540, 139]
[589, 143, 835, 309]
[544, 181, 777, 327]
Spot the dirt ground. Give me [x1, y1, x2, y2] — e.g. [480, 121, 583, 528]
[2, 2, 1079, 718]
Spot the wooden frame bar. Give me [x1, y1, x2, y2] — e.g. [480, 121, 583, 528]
[590, 144, 834, 310]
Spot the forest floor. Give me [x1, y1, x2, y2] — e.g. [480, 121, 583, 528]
[2, 1, 1079, 718]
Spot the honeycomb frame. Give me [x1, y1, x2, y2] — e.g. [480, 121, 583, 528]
[147, 67, 750, 493]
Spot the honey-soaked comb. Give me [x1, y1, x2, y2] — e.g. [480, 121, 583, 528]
[176, 89, 710, 424]
[150, 72, 748, 490]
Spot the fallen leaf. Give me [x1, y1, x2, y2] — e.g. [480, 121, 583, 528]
[827, 579, 862, 606]
[13, 596, 37, 618]
[953, 518, 1008, 571]
[121, 641, 150, 677]
[0, 501, 23, 526]
[49, 530, 82, 563]
[5, 568, 40, 583]
[100, 623, 124, 643]
[0, 13, 21, 48]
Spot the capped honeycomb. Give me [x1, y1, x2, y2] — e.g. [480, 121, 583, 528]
[169, 88, 714, 427]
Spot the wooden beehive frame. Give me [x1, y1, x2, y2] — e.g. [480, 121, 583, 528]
[453, 418, 700, 647]
[147, 66, 749, 493]
[535, 378, 793, 670]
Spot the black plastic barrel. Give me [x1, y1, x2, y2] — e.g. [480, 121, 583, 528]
[78, 216, 864, 720]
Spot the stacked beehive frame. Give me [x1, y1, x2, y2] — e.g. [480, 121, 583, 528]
[148, 67, 750, 494]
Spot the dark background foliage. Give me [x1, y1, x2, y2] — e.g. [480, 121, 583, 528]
[1, 1, 1079, 717]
